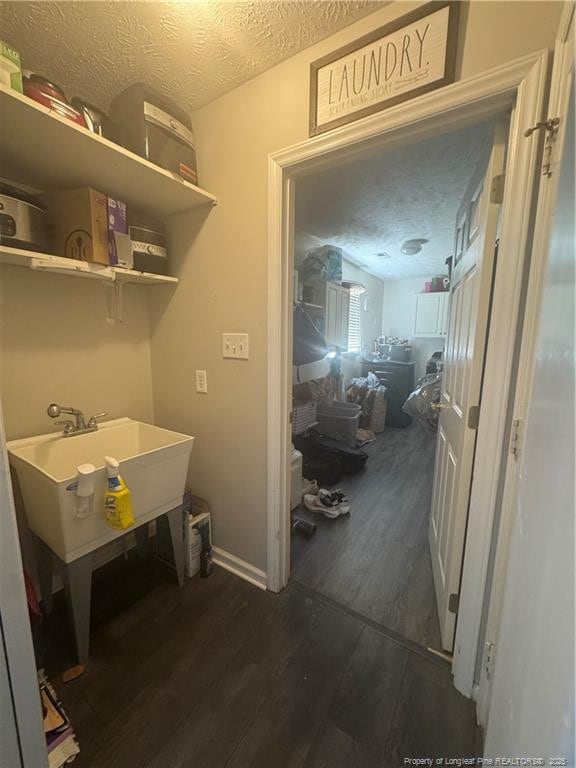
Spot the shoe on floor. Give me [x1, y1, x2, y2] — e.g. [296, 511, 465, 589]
[318, 488, 351, 515]
[303, 493, 342, 518]
[301, 478, 319, 497]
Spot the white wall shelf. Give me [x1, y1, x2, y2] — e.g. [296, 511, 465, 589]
[0, 244, 178, 286]
[0, 84, 217, 217]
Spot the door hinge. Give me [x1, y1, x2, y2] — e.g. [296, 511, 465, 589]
[289, 411, 293, 424]
[484, 641, 496, 680]
[468, 405, 480, 430]
[490, 174, 505, 204]
[524, 117, 560, 177]
[448, 593, 460, 614]
[510, 417, 523, 460]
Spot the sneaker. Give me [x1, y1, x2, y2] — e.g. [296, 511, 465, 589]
[301, 478, 319, 497]
[318, 488, 350, 515]
[303, 493, 342, 519]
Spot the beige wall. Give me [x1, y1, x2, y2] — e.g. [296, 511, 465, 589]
[0, 267, 154, 440]
[149, 1, 563, 572]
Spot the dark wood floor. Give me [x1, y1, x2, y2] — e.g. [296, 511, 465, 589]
[43, 556, 478, 768]
[291, 423, 442, 650]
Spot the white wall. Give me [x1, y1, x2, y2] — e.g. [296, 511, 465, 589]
[0, 267, 154, 440]
[381, 277, 445, 379]
[484, 70, 574, 762]
[148, 0, 563, 572]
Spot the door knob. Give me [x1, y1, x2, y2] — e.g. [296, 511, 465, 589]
[430, 402, 447, 411]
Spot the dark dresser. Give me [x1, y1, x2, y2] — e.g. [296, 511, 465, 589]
[361, 359, 416, 427]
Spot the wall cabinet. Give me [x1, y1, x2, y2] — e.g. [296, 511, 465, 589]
[325, 282, 350, 350]
[414, 292, 450, 338]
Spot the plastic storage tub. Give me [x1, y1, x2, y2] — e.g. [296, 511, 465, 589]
[317, 400, 361, 448]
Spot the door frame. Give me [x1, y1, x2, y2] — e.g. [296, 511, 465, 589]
[266, 50, 550, 696]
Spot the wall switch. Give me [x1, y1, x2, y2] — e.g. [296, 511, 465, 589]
[195, 369, 208, 393]
[222, 333, 249, 359]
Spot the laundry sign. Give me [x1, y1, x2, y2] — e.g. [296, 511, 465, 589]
[309, 2, 459, 136]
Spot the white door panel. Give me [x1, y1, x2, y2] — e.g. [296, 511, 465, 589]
[430, 122, 506, 651]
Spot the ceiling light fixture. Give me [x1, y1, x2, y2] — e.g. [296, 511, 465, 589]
[401, 238, 429, 255]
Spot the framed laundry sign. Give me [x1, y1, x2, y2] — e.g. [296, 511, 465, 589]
[309, 1, 460, 136]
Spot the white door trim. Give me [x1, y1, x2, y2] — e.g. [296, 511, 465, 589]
[266, 50, 549, 694]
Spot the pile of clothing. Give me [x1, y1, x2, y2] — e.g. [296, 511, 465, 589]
[345, 373, 387, 433]
[402, 373, 442, 432]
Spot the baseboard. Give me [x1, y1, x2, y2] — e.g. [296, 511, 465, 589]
[212, 546, 267, 591]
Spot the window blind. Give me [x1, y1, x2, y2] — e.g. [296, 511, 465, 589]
[347, 292, 361, 353]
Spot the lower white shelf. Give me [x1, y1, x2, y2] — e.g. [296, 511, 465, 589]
[0, 244, 178, 286]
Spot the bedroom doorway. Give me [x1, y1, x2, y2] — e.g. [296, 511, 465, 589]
[266, 50, 549, 693]
[289, 118, 505, 654]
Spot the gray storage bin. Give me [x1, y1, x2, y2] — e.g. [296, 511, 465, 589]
[317, 400, 361, 448]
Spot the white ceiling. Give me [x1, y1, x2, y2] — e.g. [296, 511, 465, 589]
[0, 1, 383, 113]
[295, 123, 494, 281]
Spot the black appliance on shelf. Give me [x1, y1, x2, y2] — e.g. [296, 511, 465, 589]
[362, 360, 416, 428]
[109, 83, 198, 185]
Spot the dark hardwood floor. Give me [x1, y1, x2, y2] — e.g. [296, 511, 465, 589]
[43, 556, 478, 768]
[291, 423, 442, 650]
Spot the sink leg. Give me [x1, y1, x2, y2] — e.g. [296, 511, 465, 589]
[166, 507, 185, 587]
[63, 554, 93, 666]
[36, 537, 54, 617]
[135, 523, 150, 559]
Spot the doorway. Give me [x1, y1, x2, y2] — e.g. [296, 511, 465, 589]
[289, 118, 501, 653]
[266, 50, 549, 696]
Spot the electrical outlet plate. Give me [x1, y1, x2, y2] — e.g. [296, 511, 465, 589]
[222, 333, 249, 359]
[195, 370, 207, 393]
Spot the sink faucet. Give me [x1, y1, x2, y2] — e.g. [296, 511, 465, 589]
[47, 404, 108, 437]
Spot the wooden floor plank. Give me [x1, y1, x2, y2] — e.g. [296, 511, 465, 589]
[291, 424, 441, 649]
[384, 652, 478, 762]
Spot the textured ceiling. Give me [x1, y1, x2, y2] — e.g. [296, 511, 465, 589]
[295, 122, 494, 281]
[0, 1, 383, 113]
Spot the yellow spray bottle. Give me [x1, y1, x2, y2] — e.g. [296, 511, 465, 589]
[104, 456, 135, 530]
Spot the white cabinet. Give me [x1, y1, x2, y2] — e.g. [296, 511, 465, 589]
[324, 282, 350, 349]
[414, 292, 450, 337]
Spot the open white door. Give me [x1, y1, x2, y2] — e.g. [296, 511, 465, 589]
[429, 123, 506, 651]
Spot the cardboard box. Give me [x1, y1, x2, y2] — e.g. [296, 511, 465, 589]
[49, 188, 110, 264]
[0, 40, 23, 93]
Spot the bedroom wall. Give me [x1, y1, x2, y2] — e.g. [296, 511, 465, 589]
[381, 277, 445, 379]
[149, 1, 564, 572]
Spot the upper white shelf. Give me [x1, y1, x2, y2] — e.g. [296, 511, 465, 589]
[0, 244, 178, 286]
[0, 84, 217, 217]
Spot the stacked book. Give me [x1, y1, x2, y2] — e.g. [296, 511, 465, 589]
[39, 671, 80, 767]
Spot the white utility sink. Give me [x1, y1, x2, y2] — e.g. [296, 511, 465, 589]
[8, 418, 194, 563]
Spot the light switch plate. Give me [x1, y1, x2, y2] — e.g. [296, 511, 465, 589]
[195, 369, 208, 393]
[222, 333, 249, 359]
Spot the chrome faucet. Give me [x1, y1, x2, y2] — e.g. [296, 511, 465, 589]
[47, 403, 108, 437]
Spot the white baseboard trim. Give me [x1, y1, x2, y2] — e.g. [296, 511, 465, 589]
[212, 546, 267, 591]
